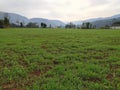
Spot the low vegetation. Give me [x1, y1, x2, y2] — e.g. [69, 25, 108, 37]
[0, 28, 120, 90]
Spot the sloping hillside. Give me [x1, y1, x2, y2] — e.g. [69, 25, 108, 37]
[0, 11, 65, 27]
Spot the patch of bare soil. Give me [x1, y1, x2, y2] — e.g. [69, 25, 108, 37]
[30, 70, 41, 77]
[2, 81, 20, 90]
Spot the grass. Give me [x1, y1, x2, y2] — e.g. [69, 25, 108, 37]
[0, 28, 120, 90]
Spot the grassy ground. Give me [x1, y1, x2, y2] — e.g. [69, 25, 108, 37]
[0, 28, 120, 90]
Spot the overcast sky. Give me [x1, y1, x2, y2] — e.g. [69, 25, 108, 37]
[0, 0, 120, 22]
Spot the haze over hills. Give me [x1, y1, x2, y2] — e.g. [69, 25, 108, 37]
[0, 11, 29, 25]
[0, 11, 65, 27]
[0, 11, 120, 28]
[29, 18, 65, 27]
[73, 14, 120, 28]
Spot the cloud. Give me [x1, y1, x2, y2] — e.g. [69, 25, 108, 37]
[89, 0, 108, 6]
[0, 0, 120, 21]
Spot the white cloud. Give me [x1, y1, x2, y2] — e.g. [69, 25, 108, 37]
[0, 0, 120, 22]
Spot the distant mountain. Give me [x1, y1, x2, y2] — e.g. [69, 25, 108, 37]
[73, 18, 104, 25]
[30, 18, 65, 27]
[0, 11, 65, 27]
[1, 11, 120, 28]
[91, 15, 120, 28]
[0, 11, 29, 25]
[73, 14, 120, 28]
[109, 14, 120, 18]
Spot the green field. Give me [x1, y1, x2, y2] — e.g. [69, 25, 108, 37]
[0, 28, 120, 90]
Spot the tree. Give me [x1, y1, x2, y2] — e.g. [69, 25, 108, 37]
[112, 21, 120, 26]
[81, 22, 93, 29]
[81, 23, 86, 29]
[65, 22, 76, 28]
[4, 17, 10, 27]
[0, 17, 10, 28]
[20, 22, 23, 27]
[86, 22, 90, 29]
[26, 22, 39, 28]
[41, 23, 47, 28]
[0, 20, 4, 28]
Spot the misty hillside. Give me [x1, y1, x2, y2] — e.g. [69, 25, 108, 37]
[29, 18, 65, 27]
[1, 11, 120, 28]
[73, 14, 120, 28]
[91, 17, 120, 28]
[0, 11, 65, 27]
[0, 11, 29, 25]
[73, 18, 104, 25]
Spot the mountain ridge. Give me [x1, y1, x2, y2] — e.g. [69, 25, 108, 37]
[0, 11, 65, 27]
[72, 14, 120, 28]
[0, 11, 120, 28]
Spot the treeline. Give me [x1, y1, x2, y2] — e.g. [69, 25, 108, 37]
[0, 16, 98, 29]
[0, 17, 48, 28]
[65, 21, 120, 29]
[0, 17, 10, 28]
[11, 22, 48, 28]
[1, 16, 120, 29]
[65, 22, 96, 29]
